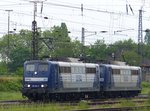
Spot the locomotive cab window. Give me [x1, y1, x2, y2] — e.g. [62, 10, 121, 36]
[26, 64, 35, 71]
[38, 64, 48, 71]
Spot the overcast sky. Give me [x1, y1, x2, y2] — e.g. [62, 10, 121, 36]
[0, 0, 150, 45]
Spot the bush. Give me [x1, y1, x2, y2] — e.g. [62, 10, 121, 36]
[0, 77, 22, 92]
[15, 67, 23, 76]
[0, 63, 9, 75]
[142, 82, 150, 88]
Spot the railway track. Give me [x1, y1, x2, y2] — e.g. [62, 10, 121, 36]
[0, 99, 149, 111]
[86, 99, 147, 105]
[0, 94, 149, 107]
[69, 105, 150, 111]
[0, 100, 29, 105]
[1, 98, 147, 106]
[137, 94, 149, 98]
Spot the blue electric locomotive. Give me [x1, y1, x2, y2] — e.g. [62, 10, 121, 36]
[22, 60, 142, 101]
[22, 60, 101, 100]
[99, 64, 141, 97]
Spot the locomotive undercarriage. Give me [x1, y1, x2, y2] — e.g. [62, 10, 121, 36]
[22, 87, 102, 101]
[22, 88, 141, 101]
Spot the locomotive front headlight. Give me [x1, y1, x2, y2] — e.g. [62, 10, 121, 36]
[41, 84, 44, 88]
[41, 84, 47, 88]
[27, 84, 30, 87]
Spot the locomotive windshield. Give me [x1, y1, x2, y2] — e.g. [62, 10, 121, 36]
[25, 63, 48, 72]
[38, 64, 48, 71]
[26, 64, 35, 71]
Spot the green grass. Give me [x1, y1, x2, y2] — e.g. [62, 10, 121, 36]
[141, 82, 150, 94]
[0, 92, 24, 101]
[77, 100, 89, 109]
[119, 99, 135, 107]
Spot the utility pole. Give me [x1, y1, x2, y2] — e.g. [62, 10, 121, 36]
[138, 9, 143, 56]
[81, 27, 85, 58]
[81, 4, 85, 59]
[5, 9, 13, 62]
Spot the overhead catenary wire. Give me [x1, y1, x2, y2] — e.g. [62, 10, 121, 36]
[0, 1, 150, 23]
[0, 1, 150, 17]
[43, 2, 150, 20]
[0, 13, 140, 30]
[45, 2, 131, 16]
[8, 10, 132, 30]
[0, 0, 149, 44]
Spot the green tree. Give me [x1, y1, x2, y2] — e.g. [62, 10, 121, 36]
[144, 29, 150, 44]
[9, 46, 30, 71]
[108, 39, 137, 61]
[89, 40, 107, 61]
[0, 62, 8, 75]
[1, 22, 148, 74]
[0, 23, 74, 72]
[0, 29, 32, 72]
[122, 51, 141, 65]
[42, 23, 73, 58]
[0, 34, 9, 62]
[71, 40, 82, 57]
[143, 44, 150, 59]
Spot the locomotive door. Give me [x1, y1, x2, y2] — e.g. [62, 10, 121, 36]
[54, 64, 60, 90]
[50, 64, 60, 91]
[99, 66, 105, 90]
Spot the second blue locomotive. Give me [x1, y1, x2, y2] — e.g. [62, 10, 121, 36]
[22, 60, 142, 101]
